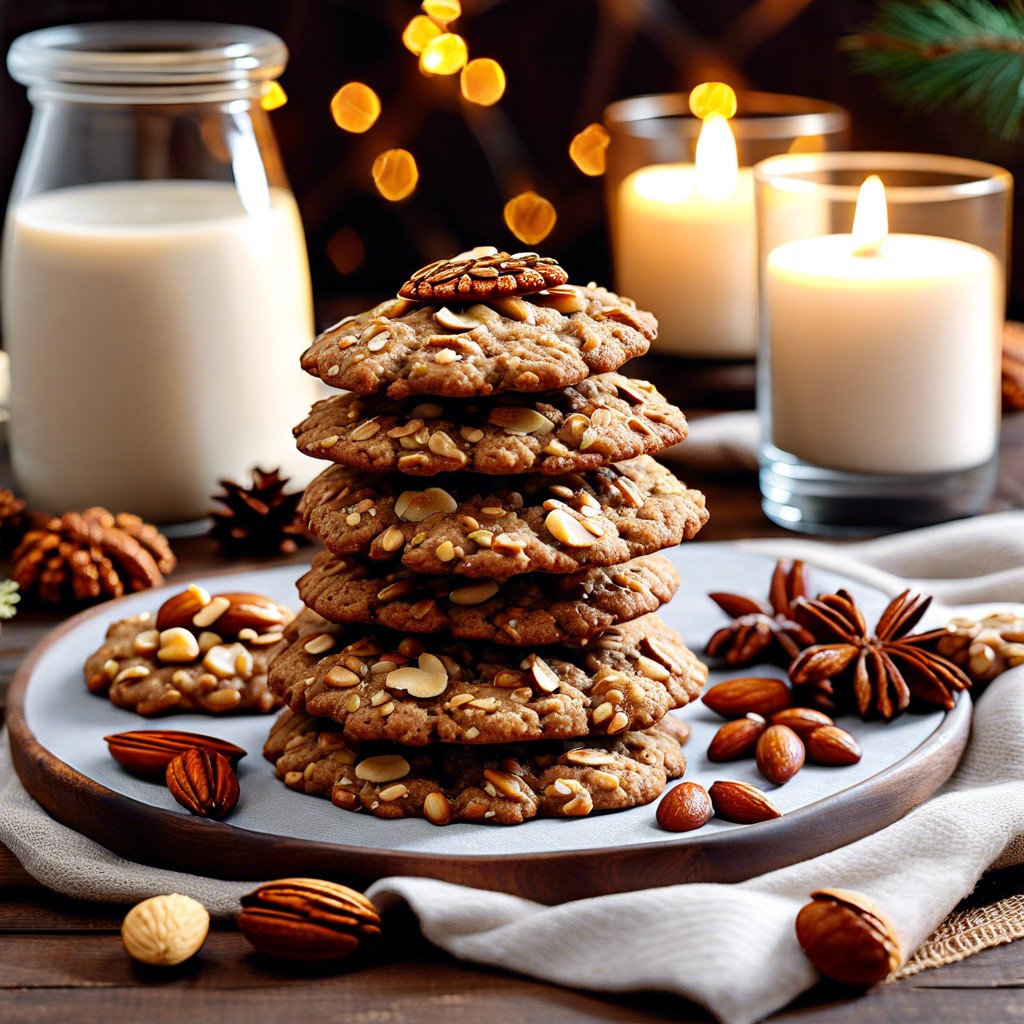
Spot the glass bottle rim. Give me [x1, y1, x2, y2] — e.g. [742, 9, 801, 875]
[7, 21, 286, 98]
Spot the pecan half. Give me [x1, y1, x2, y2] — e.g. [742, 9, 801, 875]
[165, 748, 239, 819]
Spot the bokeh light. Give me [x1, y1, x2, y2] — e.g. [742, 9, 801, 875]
[327, 226, 366, 275]
[422, 0, 462, 24]
[330, 82, 382, 134]
[460, 58, 506, 106]
[372, 149, 420, 201]
[402, 15, 441, 55]
[688, 81, 738, 120]
[569, 123, 611, 176]
[419, 33, 469, 76]
[260, 82, 287, 111]
[504, 191, 556, 245]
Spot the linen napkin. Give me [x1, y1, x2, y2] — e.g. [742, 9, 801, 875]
[2, 511, 1024, 1024]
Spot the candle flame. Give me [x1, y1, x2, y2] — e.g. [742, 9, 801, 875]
[851, 175, 888, 257]
[694, 114, 738, 201]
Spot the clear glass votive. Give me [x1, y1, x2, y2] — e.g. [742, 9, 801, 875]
[754, 151, 1012, 534]
[603, 92, 849, 362]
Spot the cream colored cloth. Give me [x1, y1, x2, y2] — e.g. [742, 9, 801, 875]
[2, 512, 1024, 1024]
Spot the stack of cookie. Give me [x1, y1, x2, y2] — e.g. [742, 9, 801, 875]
[263, 248, 709, 825]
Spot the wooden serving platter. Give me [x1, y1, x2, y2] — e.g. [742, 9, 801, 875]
[7, 546, 971, 904]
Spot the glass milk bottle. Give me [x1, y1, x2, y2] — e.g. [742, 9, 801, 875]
[3, 22, 320, 524]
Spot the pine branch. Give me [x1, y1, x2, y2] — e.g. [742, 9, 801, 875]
[0, 579, 20, 620]
[843, 0, 1024, 139]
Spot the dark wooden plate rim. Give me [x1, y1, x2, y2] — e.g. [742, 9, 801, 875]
[7, 586, 972, 905]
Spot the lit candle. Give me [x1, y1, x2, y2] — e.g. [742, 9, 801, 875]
[766, 176, 1002, 475]
[614, 114, 757, 358]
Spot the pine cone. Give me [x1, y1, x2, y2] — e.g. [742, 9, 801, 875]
[209, 468, 310, 558]
[0, 488, 28, 556]
[12, 507, 176, 606]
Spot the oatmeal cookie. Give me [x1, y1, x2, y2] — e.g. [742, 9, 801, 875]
[267, 609, 707, 745]
[294, 373, 686, 476]
[263, 706, 689, 825]
[297, 551, 680, 645]
[301, 455, 707, 580]
[300, 286, 656, 399]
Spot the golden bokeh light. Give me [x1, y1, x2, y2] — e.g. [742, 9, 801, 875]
[688, 82, 737, 120]
[569, 123, 611, 176]
[422, 0, 462, 24]
[372, 149, 420, 201]
[402, 15, 441, 55]
[260, 82, 287, 111]
[330, 82, 382, 134]
[504, 191, 556, 245]
[419, 33, 469, 76]
[460, 58, 506, 106]
[327, 226, 366, 275]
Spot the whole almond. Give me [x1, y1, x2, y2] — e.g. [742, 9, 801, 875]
[795, 888, 901, 985]
[805, 725, 863, 766]
[156, 584, 211, 631]
[769, 707, 834, 738]
[656, 781, 713, 832]
[707, 713, 766, 762]
[708, 780, 781, 824]
[755, 724, 805, 784]
[702, 677, 792, 719]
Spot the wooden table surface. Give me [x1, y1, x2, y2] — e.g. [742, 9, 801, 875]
[3, 408, 1024, 1024]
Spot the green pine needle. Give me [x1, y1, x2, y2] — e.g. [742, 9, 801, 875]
[0, 579, 19, 620]
[843, 0, 1024, 140]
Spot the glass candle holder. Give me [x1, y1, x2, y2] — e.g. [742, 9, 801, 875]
[603, 92, 849, 362]
[3, 22, 319, 525]
[754, 151, 1012, 534]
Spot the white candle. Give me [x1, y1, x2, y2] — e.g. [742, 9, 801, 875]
[614, 116, 757, 358]
[766, 177, 1002, 475]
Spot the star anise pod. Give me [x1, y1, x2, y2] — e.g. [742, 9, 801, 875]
[789, 589, 971, 720]
[209, 467, 310, 558]
[12, 507, 176, 606]
[706, 559, 816, 666]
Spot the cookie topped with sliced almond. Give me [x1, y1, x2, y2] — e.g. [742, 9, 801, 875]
[294, 372, 687, 477]
[268, 609, 706, 746]
[297, 551, 680, 646]
[301, 455, 708, 580]
[300, 280, 657, 400]
[264, 706, 688, 826]
[83, 585, 294, 716]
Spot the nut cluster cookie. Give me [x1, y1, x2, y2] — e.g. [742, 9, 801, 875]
[264, 707, 688, 825]
[302, 455, 707, 579]
[84, 586, 294, 716]
[265, 248, 709, 825]
[294, 374, 687, 477]
[297, 551, 680, 645]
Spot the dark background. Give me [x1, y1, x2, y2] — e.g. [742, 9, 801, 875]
[3, 0, 1022, 312]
